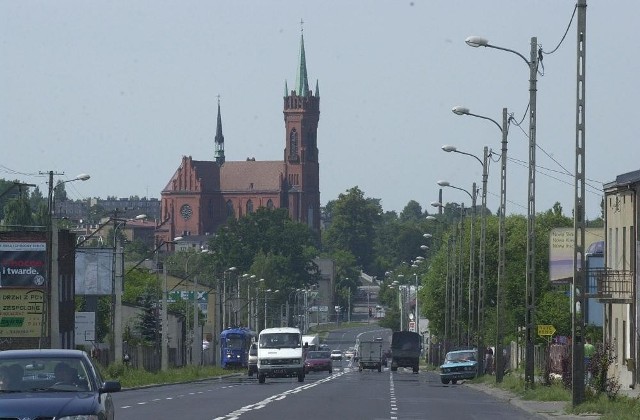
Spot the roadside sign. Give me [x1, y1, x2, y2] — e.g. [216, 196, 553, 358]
[537, 324, 556, 336]
[408, 321, 416, 332]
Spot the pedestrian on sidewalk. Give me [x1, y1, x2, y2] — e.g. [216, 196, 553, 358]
[584, 337, 595, 385]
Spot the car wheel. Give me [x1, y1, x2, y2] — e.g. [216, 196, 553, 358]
[413, 365, 419, 374]
[298, 371, 305, 382]
[378, 365, 382, 372]
[441, 378, 450, 385]
[452, 379, 458, 385]
[329, 368, 333, 374]
[258, 374, 266, 384]
[391, 366, 398, 372]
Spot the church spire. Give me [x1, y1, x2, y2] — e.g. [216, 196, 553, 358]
[214, 96, 225, 165]
[295, 21, 309, 97]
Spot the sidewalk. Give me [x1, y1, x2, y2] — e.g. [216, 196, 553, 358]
[465, 382, 601, 419]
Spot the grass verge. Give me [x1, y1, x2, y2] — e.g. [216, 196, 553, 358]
[472, 372, 640, 419]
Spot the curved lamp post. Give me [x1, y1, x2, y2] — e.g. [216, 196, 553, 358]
[451, 106, 509, 382]
[47, 172, 90, 349]
[465, 34, 538, 387]
[442, 141, 489, 377]
[437, 180, 476, 348]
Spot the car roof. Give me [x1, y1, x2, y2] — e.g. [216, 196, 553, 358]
[448, 349, 475, 353]
[0, 349, 88, 359]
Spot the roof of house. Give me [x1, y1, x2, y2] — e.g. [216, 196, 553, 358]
[603, 169, 640, 191]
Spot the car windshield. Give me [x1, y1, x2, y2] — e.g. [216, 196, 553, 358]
[259, 333, 300, 349]
[445, 351, 476, 363]
[0, 357, 92, 392]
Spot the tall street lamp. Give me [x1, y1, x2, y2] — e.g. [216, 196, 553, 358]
[465, 34, 538, 386]
[46, 172, 90, 349]
[432, 200, 465, 347]
[437, 181, 476, 348]
[222, 267, 237, 330]
[452, 106, 509, 382]
[442, 143, 489, 376]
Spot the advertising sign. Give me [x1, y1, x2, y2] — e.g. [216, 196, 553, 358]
[0, 288, 45, 337]
[75, 312, 96, 344]
[75, 248, 114, 295]
[549, 228, 604, 283]
[0, 241, 46, 288]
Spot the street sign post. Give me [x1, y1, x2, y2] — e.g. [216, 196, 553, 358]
[537, 324, 556, 337]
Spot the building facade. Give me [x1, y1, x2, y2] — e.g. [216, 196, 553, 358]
[602, 169, 639, 389]
[158, 33, 321, 246]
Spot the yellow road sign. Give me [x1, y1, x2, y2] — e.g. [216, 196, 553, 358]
[538, 324, 556, 336]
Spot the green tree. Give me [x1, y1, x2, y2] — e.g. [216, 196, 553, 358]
[322, 186, 382, 272]
[399, 200, 424, 222]
[536, 291, 571, 337]
[2, 197, 33, 226]
[207, 208, 320, 294]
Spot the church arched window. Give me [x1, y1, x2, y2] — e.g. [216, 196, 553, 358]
[267, 199, 274, 210]
[226, 200, 234, 218]
[246, 200, 254, 214]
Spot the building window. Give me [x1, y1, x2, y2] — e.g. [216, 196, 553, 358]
[246, 200, 254, 214]
[267, 199, 274, 210]
[226, 200, 234, 218]
[289, 129, 298, 159]
[209, 199, 214, 218]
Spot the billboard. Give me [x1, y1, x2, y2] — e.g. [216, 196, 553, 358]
[0, 288, 45, 337]
[549, 228, 604, 283]
[0, 241, 46, 288]
[75, 248, 114, 295]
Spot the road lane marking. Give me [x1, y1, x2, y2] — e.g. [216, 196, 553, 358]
[212, 372, 346, 420]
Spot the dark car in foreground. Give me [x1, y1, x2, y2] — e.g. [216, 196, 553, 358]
[0, 348, 121, 419]
[439, 349, 478, 384]
[304, 351, 333, 374]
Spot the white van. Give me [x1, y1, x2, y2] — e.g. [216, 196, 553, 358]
[257, 327, 305, 384]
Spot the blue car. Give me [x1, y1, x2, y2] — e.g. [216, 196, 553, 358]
[439, 349, 478, 384]
[0, 349, 121, 419]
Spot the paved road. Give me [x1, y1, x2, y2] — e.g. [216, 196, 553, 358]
[111, 325, 541, 419]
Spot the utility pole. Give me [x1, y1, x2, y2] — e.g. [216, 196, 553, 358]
[572, 0, 588, 406]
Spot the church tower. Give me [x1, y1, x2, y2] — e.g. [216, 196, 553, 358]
[283, 30, 320, 232]
[214, 97, 225, 166]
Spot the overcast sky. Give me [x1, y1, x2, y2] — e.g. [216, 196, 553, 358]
[1, 1, 636, 220]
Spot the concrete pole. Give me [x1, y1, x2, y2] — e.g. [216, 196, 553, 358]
[572, 0, 588, 406]
[192, 275, 200, 366]
[496, 108, 509, 383]
[50, 218, 60, 348]
[114, 239, 123, 364]
[161, 264, 169, 371]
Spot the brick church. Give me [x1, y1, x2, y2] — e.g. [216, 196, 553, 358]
[157, 32, 321, 247]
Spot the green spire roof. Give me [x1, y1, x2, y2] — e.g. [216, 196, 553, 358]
[295, 33, 309, 97]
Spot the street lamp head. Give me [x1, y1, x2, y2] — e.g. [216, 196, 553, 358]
[74, 173, 91, 181]
[452, 106, 470, 115]
[228, 266, 237, 272]
[442, 145, 457, 152]
[430, 201, 442, 208]
[420, 245, 429, 250]
[437, 180, 450, 187]
[423, 233, 433, 239]
[135, 214, 147, 220]
[173, 236, 183, 241]
[426, 215, 437, 221]
[465, 36, 489, 47]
